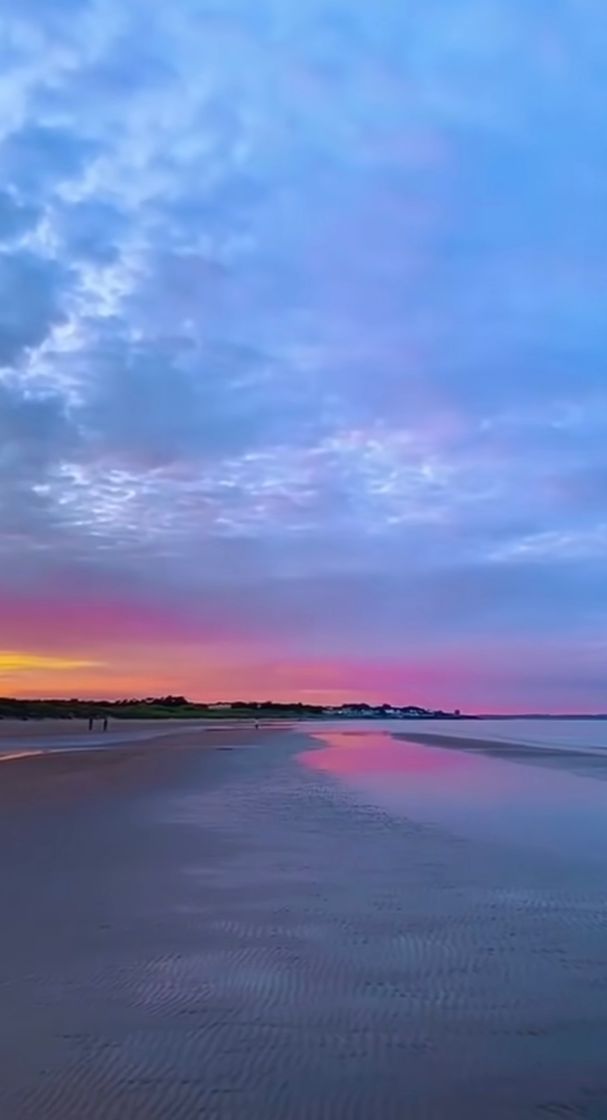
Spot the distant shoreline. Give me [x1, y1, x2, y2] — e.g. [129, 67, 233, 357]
[0, 697, 466, 722]
[2, 706, 607, 722]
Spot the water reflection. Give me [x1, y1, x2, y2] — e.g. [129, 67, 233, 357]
[299, 731, 607, 862]
[303, 731, 482, 777]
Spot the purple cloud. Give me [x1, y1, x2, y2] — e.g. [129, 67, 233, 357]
[0, 0, 606, 708]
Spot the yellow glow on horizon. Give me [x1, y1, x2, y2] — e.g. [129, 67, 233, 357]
[0, 651, 103, 674]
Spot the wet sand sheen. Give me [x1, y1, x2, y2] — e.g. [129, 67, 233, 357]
[2, 726, 607, 1118]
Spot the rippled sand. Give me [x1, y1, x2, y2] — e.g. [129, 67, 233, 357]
[1, 726, 607, 1118]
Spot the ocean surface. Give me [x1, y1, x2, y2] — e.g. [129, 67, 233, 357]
[308, 716, 607, 752]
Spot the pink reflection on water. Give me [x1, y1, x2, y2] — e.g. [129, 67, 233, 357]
[303, 732, 468, 774]
[299, 730, 607, 856]
[301, 731, 493, 787]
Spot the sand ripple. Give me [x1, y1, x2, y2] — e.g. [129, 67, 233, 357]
[2, 738, 607, 1117]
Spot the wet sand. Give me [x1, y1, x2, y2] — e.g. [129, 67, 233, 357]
[0, 717, 258, 759]
[2, 725, 607, 1118]
[0, 717, 199, 742]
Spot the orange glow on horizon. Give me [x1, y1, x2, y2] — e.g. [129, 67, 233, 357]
[0, 651, 103, 674]
[0, 648, 396, 704]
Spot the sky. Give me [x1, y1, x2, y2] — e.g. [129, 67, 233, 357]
[1, 0, 606, 711]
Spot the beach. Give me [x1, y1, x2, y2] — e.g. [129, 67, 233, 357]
[1, 720, 607, 1117]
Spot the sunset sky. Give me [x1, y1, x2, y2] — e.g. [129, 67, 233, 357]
[1, 1, 606, 711]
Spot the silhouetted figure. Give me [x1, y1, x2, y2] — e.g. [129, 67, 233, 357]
[103, 717, 108, 732]
[88, 717, 93, 731]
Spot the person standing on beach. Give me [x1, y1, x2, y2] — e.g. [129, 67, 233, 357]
[103, 717, 108, 732]
[88, 716, 93, 731]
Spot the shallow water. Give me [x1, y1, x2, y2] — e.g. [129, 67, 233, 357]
[301, 717, 607, 753]
[300, 729, 607, 863]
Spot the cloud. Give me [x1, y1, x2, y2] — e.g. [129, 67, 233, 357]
[0, 0, 606, 706]
[0, 250, 72, 366]
[0, 190, 39, 243]
[0, 378, 75, 466]
[2, 124, 99, 199]
[55, 199, 129, 265]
